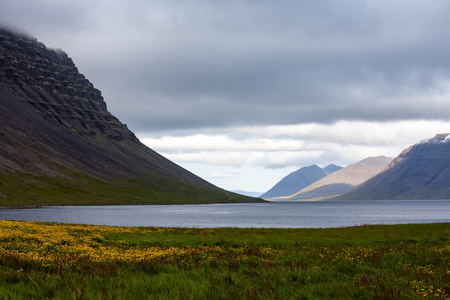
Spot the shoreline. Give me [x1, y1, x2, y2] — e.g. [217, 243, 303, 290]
[0, 205, 44, 209]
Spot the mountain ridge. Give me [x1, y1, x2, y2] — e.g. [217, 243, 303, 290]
[261, 164, 342, 199]
[270, 156, 393, 201]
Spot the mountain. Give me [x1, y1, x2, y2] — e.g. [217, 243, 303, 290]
[0, 28, 261, 205]
[284, 156, 393, 200]
[260, 164, 342, 199]
[339, 134, 450, 200]
[323, 164, 342, 174]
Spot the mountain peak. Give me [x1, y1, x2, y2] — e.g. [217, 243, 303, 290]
[285, 156, 393, 200]
[419, 133, 450, 145]
[261, 164, 342, 199]
[323, 164, 342, 174]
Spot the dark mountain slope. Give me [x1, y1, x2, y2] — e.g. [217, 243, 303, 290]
[0, 28, 260, 205]
[339, 134, 450, 200]
[261, 164, 342, 199]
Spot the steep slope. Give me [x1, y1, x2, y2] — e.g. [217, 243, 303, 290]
[0, 28, 261, 205]
[261, 164, 342, 199]
[285, 156, 393, 200]
[339, 134, 450, 200]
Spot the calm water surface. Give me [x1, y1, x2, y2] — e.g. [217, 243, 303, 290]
[0, 200, 448, 228]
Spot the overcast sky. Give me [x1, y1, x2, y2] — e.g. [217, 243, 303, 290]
[2, 0, 450, 193]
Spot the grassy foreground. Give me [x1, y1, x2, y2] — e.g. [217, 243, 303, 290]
[0, 221, 449, 299]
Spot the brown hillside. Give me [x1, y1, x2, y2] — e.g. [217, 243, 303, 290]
[285, 156, 393, 200]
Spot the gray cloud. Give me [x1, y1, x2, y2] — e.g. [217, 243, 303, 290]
[2, 0, 450, 133]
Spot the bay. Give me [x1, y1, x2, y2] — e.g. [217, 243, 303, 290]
[0, 200, 448, 228]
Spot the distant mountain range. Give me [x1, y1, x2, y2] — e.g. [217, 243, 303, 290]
[266, 133, 450, 201]
[0, 28, 261, 205]
[261, 164, 342, 199]
[285, 156, 393, 200]
[338, 134, 450, 200]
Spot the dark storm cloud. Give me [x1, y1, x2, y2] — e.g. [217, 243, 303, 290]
[2, 0, 450, 133]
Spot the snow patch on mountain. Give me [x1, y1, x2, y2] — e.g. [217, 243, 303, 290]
[419, 133, 450, 144]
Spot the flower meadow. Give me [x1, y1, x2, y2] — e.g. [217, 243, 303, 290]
[0, 220, 449, 299]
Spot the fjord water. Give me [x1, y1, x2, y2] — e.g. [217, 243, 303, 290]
[0, 200, 448, 228]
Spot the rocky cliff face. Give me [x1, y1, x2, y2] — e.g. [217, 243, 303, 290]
[0, 29, 135, 141]
[0, 28, 259, 205]
[340, 134, 450, 200]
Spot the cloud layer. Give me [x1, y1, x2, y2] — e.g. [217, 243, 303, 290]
[3, 0, 450, 131]
[141, 120, 450, 168]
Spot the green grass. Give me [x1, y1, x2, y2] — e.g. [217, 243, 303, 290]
[0, 221, 449, 299]
[0, 172, 262, 206]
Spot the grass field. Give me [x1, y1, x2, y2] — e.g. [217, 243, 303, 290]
[0, 172, 262, 206]
[0, 220, 449, 299]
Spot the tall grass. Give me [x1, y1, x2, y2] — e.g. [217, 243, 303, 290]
[0, 220, 449, 299]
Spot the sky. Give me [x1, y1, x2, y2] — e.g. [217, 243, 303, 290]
[2, 0, 450, 193]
